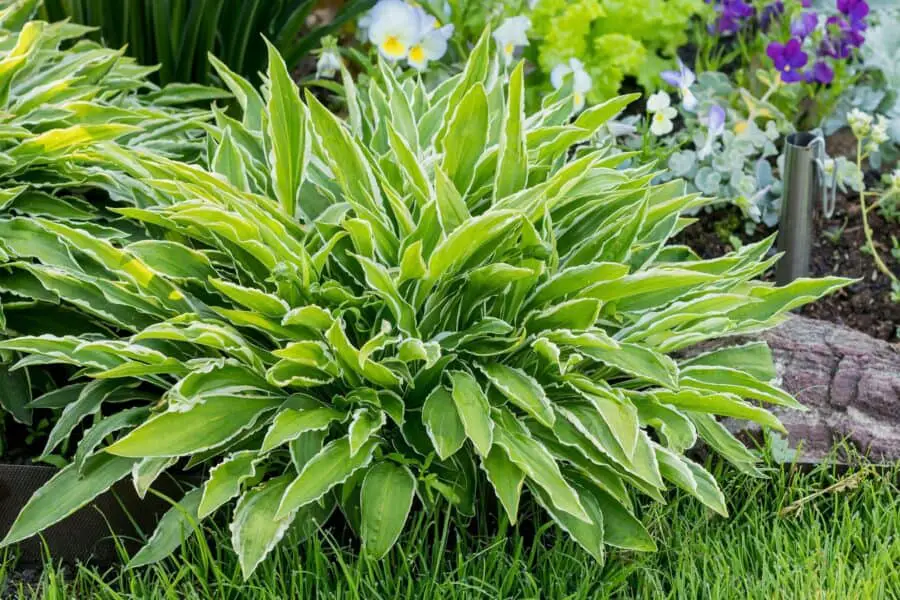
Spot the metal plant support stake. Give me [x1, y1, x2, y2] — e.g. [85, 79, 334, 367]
[776, 132, 833, 285]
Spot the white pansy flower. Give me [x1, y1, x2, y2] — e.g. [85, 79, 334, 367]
[891, 169, 900, 190]
[407, 10, 454, 71]
[647, 91, 677, 136]
[550, 58, 592, 111]
[316, 49, 342, 79]
[366, 0, 421, 61]
[493, 16, 531, 64]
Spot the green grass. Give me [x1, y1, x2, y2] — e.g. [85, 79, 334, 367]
[3, 451, 899, 600]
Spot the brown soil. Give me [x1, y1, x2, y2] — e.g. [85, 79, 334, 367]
[677, 194, 900, 342]
[800, 193, 899, 341]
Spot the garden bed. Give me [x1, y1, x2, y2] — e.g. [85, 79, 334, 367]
[679, 194, 900, 342]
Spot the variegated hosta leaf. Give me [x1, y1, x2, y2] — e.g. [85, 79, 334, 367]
[0, 25, 850, 577]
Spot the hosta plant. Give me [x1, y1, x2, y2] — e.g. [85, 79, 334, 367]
[0, 9, 219, 434]
[0, 31, 847, 577]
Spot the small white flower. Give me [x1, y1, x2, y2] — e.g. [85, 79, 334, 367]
[764, 120, 779, 141]
[823, 157, 835, 178]
[646, 91, 677, 136]
[871, 115, 889, 145]
[316, 49, 342, 79]
[847, 108, 873, 139]
[366, 0, 421, 61]
[407, 10, 453, 71]
[550, 58, 592, 111]
[493, 16, 531, 64]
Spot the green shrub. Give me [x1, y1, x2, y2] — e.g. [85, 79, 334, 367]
[0, 8, 218, 436]
[36, 0, 374, 84]
[0, 30, 847, 577]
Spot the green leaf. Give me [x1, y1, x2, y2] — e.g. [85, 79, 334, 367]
[480, 445, 525, 524]
[42, 379, 121, 457]
[353, 253, 416, 334]
[198, 450, 262, 519]
[360, 462, 416, 559]
[74, 407, 149, 474]
[478, 363, 554, 428]
[448, 370, 493, 457]
[492, 409, 589, 522]
[105, 395, 281, 458]
[132, 457, 178, 500]
[680, 365, 801, 409]
[276, 437, 378, 518]
[434, 165, 470, 234]
[128, 488, 203, 568]
[1, 454, 135, 546]
[441, 83, 488, 194]
[525, 298, 602, 332]
[655, 445, 728, 516]
[529, 479, 604, 563]
[690, 412, 762, 476]
[349, 408, 386, 456]
[261, 401, 345, 452]
[422, 386, 466, 460]
[231, 475, 296, 579]
[654, 389, 785, 432]
[0, 363, 31, 425]
[264, 40, 310, 217]
[494, 61, 527, 200]
[681, 342, 776, 382]
[590, 483, 656, 552]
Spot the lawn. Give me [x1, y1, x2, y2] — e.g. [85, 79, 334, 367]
[5, 451, 898, 599]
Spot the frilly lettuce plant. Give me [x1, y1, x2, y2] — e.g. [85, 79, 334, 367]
[530, 0, 708, 102]
[0, 31, 847, 578]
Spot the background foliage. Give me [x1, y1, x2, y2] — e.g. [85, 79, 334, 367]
[37, 0, 374, 84]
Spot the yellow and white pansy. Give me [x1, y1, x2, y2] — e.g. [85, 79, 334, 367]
[647, 91, 677, 137]
[492, 16, 531, 65]
[407, 12, 454, 71]
[366, 0, 422, 61]
[550, 58, 592, 112]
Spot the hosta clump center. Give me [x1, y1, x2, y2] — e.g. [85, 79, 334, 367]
[0, 31, 847, 576]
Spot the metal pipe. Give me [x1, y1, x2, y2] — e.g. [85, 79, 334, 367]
[776, 132, 821, 285]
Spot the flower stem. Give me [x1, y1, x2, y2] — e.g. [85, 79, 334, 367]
[857, 139, 899, 285]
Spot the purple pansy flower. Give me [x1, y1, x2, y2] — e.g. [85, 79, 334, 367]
[807, 61, 835, 84]
[699, 105, 727, 159]
[790, 12, 818, 39]
[711, 0, 756, 34]
[767, 38, 808, 83]
[837, 0, 869, 29]
[760, 1, 784, 31]
[820, 15, 864, 59]
[660, 58, 698, 111]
